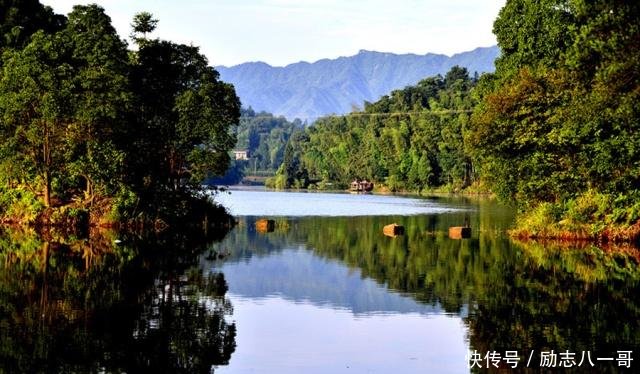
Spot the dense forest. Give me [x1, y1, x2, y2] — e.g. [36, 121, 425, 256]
[1, 0, 638, 241]
[269, 66, 478, 190]
[470, 0, 640, 240]
[0, 1, 240, 228]
[272, 0, 640, 241]
[208, 108, 300, 185]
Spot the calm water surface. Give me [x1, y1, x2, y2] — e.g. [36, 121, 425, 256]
[215, 188, 465, 216]
[1, 188, 639, 373]
[209, 189, 640, 373]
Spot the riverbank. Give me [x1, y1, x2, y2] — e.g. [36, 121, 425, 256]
[509, 218, 640, 244]
[508, 191, 640, 244]
[228, 185, 640, 245]
[0, 189, 235, 235]
[261, 178, 494, 197]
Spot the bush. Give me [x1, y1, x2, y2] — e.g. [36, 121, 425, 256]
[110, 187, 140, 221]
[0, 186, 45, 224]
[385, 175, 404, 192]
[565, 190, 611, 224]
[265, 174, 287, 189]
[515, 202, 563, 236]
[512, 190, 640, 241]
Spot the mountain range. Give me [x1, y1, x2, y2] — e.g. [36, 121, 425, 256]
[217, 46, 499, 121]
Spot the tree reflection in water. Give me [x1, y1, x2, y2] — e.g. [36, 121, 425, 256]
[0, 226, 236, 373]
[4, 197, 639, 373]
[210, 206, 640, 372]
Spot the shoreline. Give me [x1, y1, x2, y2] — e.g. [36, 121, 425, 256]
[222, 186, 640, 246]
[0, 193, 236, 236]
[509, 223, 640, 245]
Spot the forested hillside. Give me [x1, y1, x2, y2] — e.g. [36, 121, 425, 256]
[269, 66, 478, 191]
[468, 0, 640, 240]
[235, 108, 302, 172]
[271, 0, 640, 242]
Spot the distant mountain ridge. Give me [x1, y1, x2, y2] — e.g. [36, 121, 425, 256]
[217, 46, 499, 121]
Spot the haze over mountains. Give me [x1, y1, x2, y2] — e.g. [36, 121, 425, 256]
[217, 46, 499, 121]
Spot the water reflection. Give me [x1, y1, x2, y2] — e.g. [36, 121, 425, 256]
[2, 192, 639, 373]
[207, 198, 640, 372]
[0, 226, 236, 373]
[469, 239, 640, 372]
[218, 248, 446, 315]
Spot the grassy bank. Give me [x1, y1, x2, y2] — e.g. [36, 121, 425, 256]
[509, 190, 640, 244]
[0, 185, 234, 235]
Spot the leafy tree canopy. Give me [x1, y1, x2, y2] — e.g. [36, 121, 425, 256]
[0, 2, 240, 224]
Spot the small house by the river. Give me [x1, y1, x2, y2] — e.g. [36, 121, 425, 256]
[234, 149, 249, 160]
[350, 179, 374, 192]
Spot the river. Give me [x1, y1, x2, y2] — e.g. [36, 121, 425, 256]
[212, 188, 640, 373]
[1, 188, 639, 373]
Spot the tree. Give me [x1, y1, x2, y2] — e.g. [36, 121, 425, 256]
[130, 38, 240, 193]
[492, 0, 575, 77]
[281, 131, 309, 188]
[0, 0, 65, 51]
[131, 11, 158, 42]
[63, 4, 131, 201]
[444, 66, 469, 88]
[0, 31, 74, 206]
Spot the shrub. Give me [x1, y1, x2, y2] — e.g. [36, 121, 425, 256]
[110, 187, 140, 221]
[565, 190, 611, 224]
[0, 186, 45, 224]
[513, 202, 563, 236]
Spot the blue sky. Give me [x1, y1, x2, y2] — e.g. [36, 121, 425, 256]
[42, 0, 505, 67]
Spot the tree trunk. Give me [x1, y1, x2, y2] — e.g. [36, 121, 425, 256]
[84, 175, 93, 205]
[44, 170, 51, 207]
[43, 121, 52, 207]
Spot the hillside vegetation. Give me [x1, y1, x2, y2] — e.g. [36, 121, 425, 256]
[271, 0, 640, 243]
[208, 108, 301, 185]
[470, 0, 640, 241]
[268, 66, 478, 192]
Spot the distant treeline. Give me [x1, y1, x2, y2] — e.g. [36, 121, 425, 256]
[0, 1, 240, 227]
[269, 66, 477, 190]
[208, 108, 301, 185]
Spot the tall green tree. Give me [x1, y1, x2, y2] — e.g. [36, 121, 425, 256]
[130, 11, 158, 45]
[492, 0, 575, 77]
[281, 131, 309, 188]
[131, 12, 158, 38]
[0, 31, 74, 206]
[130, 38, 240, 193]
[63, 4, 131, 201]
